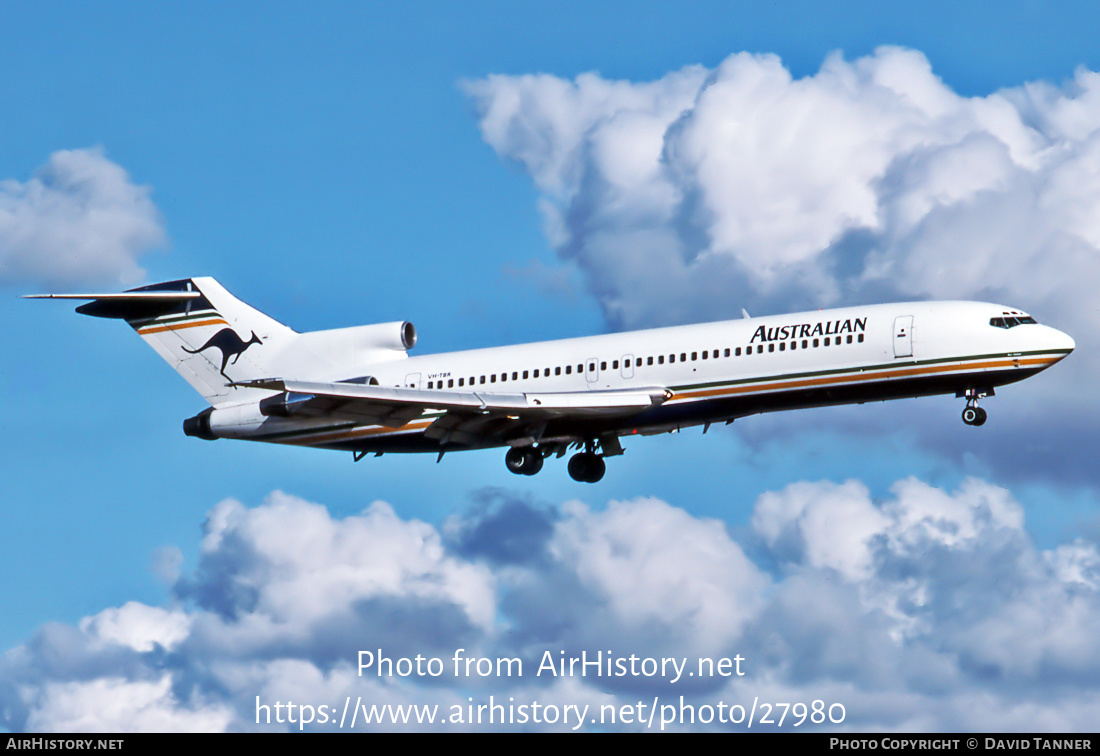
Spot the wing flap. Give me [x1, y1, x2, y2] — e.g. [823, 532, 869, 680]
[238, 377, 671, 444]
[236, 377, 671, 419]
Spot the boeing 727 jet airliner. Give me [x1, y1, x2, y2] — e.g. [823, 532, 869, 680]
[30, 278, 1074, 482]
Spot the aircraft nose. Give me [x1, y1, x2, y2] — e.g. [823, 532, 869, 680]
[1048, 326, 1075, 356]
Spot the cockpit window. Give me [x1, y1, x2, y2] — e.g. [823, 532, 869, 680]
[990, 316, 1038, 329]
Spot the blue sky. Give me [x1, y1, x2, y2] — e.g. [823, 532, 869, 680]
[4, 1, 1100, 732]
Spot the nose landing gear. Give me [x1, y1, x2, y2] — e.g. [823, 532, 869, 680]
[960, 387, 989, 426]
[962, 405, 987, 426]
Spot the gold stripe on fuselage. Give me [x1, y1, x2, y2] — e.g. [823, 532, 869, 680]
[673, 355, 1060, 402]
[269, 352, 1062, 449]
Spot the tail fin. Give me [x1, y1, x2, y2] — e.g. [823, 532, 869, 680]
[30, 277, 297, 405]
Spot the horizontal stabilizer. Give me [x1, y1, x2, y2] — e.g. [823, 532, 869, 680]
[25, 281, 204, 320]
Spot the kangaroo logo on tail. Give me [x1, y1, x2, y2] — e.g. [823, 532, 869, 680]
[182, 328, 263, 379]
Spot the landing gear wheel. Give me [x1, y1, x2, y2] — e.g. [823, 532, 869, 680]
[568, 452, 606, 483]
[588, 456, 606, 482]
[962, 406, 988, 426]
[522, 451, 544, 475]
[505, 447, 543, 475]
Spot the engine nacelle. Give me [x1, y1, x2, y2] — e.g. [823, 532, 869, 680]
[258, 391, 316, 418]
[183, 403, 267, 440]
[183, 408, 217, 440]
[260, 320, 416, 383]
[294, 321, 416, 359]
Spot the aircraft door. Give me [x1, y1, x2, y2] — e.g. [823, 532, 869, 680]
[621, 354, 634, 379]
[585, 358, 599, 386]
[893, 316, 913, 358]
[404, 372, 421, 389]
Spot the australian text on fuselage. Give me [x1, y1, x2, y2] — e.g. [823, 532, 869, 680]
[749, 317, 868, 344]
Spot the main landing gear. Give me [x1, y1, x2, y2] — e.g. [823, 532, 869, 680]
[567, 450, 605, 483]
[960, 388, 989, 426]
[504, 438, 616, 483]
[505, 446, 544, 476]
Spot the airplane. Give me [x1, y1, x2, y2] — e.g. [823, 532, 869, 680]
[28, 277, 1075, 482]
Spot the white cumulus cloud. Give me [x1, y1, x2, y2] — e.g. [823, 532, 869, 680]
[3, 482, 1100, 731]
[465, 47, 1100, 482]
[0, 147, 166, 289]
[466, 47, 1100, 329]
[22, 676, 232, 733]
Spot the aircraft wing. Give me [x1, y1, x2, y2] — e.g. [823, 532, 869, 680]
[234, 377, 673, 443]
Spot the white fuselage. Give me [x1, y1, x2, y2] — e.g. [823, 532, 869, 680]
[234, 300, 1073, 454]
